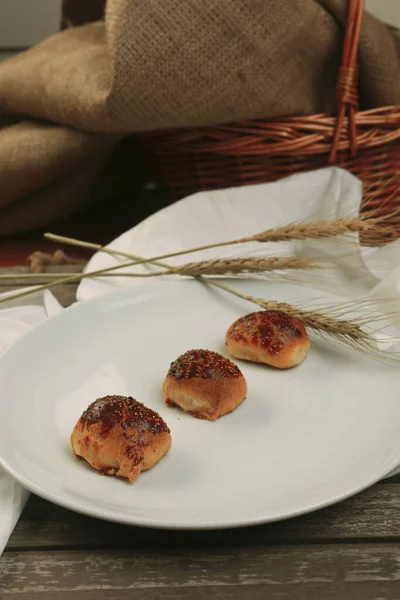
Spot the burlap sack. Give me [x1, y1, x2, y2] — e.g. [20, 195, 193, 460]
[0, 0, 399, 236]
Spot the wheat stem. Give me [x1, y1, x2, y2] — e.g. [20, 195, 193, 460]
[202, 279, 367, 338]
[1, 235, 397, 363]
[207, 280, 400, 364]
[0, 257, 318, 281]
[162, 257, 317, 277]
[39, 235, 398, 352]
[44, 211, 391, 271]
[0, 272, 164, 279]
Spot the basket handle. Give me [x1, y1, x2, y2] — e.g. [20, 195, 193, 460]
[329, 0, 365, 163]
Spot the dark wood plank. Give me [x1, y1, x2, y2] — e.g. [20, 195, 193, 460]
[2, 545, 400, 599]
[0, 266, 83, 284]
[0, 266, 83, 275]
[0, 266, 81, 307]
[7, 483, 400, 550]
[1, 587, 400, 600]
[382, 473, 400, 485]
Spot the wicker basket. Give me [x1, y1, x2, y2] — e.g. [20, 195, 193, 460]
[139, 0, 400, 244]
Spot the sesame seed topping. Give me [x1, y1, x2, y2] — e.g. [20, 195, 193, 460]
[168, 349, 243, 379]
[81, 395, 170, 435]
[227, 311, 305, 355]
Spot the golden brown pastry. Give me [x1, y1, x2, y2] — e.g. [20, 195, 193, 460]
[226, 310, 310, 369]
[71, 395, 171, 482]
[163, 349, 247, 420]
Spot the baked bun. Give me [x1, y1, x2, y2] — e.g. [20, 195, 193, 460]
[71, 395, 171, 482]
[163, 349, 247, 420]
[226, 311, 310, 369]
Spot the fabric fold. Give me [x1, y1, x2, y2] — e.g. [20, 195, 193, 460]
[0, 0, 399, 234]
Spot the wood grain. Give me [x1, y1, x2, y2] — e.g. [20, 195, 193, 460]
[1, 587, 400, 600]
[0, 267, 81, 307]
[3, 546, 400, 599]
[7, 483, 400, 551]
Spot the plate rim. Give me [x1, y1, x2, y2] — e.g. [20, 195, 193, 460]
[0, 279, 399, 530]
[1, 452, 397, 531]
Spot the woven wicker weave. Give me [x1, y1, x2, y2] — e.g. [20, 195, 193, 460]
[140, 0, 400, 244]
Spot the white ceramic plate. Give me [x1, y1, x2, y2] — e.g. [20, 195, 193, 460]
[1, 278, 400, 529]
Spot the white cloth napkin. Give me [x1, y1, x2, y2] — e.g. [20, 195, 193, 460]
[77, 167, 400, 303]
[0, 291, 49, 555]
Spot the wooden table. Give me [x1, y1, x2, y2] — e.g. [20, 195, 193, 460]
[2, 267, 400, 599]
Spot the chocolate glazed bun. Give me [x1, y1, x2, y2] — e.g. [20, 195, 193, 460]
[71, 395, 171, 482]
[226, 311, 311, 369]
[163, 349, 247, 420]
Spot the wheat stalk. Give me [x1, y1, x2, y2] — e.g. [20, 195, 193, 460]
[207, 279, 366, 336]
[248, 298, 369, 339]
[160, 256, 317, 277]
[208, 279, 400, 364]
[0, 256, 321, 281]
[39, 216, 392, 266]
[0, 272, 156, 279]
[244, 217, 381, 243]
[41, 208, 394, 270]
[2, 239, 398, 363]
[1, 223, 399, 363]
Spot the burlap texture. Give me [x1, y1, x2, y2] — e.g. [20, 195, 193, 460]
[0, 0, 399, 235]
